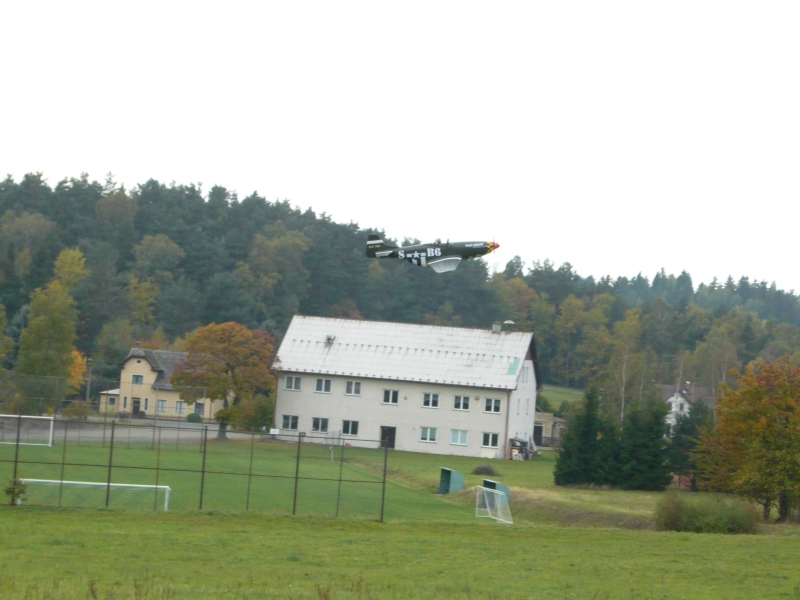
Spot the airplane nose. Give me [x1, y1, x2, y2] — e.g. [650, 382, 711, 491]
[491, 242, 500, 250]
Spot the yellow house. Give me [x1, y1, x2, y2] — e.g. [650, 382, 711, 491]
[97, 347, 219, 421]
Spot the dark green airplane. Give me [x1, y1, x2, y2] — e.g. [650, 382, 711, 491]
[366, 234, 499, 273]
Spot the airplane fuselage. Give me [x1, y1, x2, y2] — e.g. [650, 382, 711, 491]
[366, 236, 499, 273]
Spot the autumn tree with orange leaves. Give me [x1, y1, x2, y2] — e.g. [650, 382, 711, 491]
[693, 358, 800, 521]
[171, 322, 275, 438]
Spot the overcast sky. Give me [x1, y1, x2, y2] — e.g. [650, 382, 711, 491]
[2, 1, 798, 292]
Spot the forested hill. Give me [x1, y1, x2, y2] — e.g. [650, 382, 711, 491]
[2, 173, 800, 402]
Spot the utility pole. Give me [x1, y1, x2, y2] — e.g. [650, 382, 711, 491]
[85, 358, 93, 407]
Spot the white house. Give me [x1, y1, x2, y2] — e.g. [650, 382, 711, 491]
[659, 384, 714, 434]
[272, 316, 541, 458]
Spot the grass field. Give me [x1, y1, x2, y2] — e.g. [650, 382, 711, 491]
[3, 425, 800, 598]
[2, 429, 658, 528]
[538, 386, 584, 410]
[2, 509, 800, 599]
[0, 435, 471, 521]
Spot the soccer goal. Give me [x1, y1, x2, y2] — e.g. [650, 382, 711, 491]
[0, 414, 54, 447]
[475, 486, 513, 524]
[19, 479, 171, 511]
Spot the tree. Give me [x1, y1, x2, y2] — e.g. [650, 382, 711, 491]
[693, 358, 800, 520]
[53, 247, 89, 290]
[172, 322, 275, 438]
[613, 404, 672, 491]
[0, 304, 12, 363]
[667, 401, 712, 488]
[93, 318, 134, 377]
[606, 310, 643, 424]
[554, 389, 616, 486]
[16, 281, 78, 379]
[66, 349, 87, 394]
[126, 276, 159, 329]
[133, 234, 185, 277]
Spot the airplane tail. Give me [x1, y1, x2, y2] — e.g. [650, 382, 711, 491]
[366, 234, 397, 258]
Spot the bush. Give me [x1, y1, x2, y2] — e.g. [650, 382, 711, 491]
[63, 401, 90, 420]
[655, 490, 759, 534]
[186, 412, 203, 423]
[472, 464, 501, 476]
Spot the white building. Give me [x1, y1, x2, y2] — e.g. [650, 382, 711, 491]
[272, 316, 541, 458]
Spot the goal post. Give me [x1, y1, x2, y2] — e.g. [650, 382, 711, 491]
[19, 479, 171, 511]
[0, 414, 54, 447]
[475, 486, 513, 524]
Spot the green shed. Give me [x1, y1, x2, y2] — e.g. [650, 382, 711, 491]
[438, 468, 464, 494]
[482, 479, 511, 502]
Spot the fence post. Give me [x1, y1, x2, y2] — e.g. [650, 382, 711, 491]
[154, 427, 162, 511]
[58, 420, 69, 508]
[335, 440, 346, 518]
[11, 415, 22, 505]
[380, 441, 388, 522]
[198, 426, 208, 510]
[105, 421, 116, 508]
[245, 431, 255, 511]
[291, 432, 304, 515]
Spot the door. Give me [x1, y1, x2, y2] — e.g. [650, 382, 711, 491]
[533, 424, 543, 446]
[380, 426, 396, 449]
[132, 398, 141, 417]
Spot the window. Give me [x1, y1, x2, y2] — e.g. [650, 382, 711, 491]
[175, 401, 185, 415]
[194, 402, 204, 415]
[485, 398, 501, 413]
[342, 420, 359, 435]
[108, 396, 116, 406]
[282, 415, 299, 430]
[144, 398, 149, 411]
[423, 393, 439, 408]
[420, 427, 437, 442]
[315, 378, 332, 393]
[132, 374, 144, 385]
[383, 389, 399, 404]
[123, 396, 128, 409]
[157, 399, 167, 413]
[345, 381, 361, 395]
[311, 417, 329, 432]
[454, 395, 470, 410]
[482, 432, 499, 448]
[450, 429, 468, 445]
[285, 376, 301, 391]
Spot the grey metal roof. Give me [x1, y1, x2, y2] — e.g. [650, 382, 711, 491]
[126, 348, 187, 391]
[273, 316, 535, 390]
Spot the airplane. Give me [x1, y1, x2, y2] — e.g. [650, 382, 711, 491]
[365, 234, 499, 273]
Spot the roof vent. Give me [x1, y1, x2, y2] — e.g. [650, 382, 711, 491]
[491, 322, 502, 334]
[325, 334, 336, 346]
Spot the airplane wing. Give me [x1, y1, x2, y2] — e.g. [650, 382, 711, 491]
[428, 256, 461, 273]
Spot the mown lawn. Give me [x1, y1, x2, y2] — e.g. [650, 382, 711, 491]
[1, 508, 800, 599]
[538, 386, 584, 410]
[2, 435, 689, 529]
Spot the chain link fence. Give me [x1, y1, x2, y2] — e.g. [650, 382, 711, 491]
[1, 416, 391, 520]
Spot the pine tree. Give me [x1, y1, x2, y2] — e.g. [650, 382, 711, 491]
[554, 389, 616, 485]
[613, 404, 672, 491]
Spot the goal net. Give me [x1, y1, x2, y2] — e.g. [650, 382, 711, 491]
[0, 414, 54, 446]
[19, 479, 171, 511]
[475, 486, 513, 524]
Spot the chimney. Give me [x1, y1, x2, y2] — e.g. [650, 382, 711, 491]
[491, 322, 502, 334]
